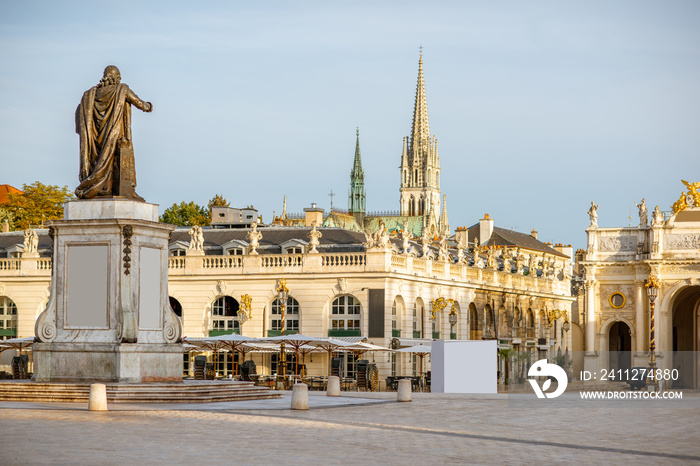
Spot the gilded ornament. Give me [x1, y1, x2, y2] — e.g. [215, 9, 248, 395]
[672, 180, 700, 213]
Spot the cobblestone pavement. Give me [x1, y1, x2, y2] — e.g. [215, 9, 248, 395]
[1, 391, 698, 465]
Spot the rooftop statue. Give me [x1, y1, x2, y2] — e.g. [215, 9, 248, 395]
[75, 65, 153, 201]
[636, 198, 648, 226]
[588, 201, 598, 227]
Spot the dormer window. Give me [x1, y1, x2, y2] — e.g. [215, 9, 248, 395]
[227, 248, 244, 256]
[170, 249, 186, 257]
[286, 246, 303, 254]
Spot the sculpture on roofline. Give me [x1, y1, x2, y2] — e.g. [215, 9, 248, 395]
[651, 205, 664, 226]
[400, 220, 411, 253]
[437, 235, 448, 261]
[374, 221, 390, 249]
[23, 228, 38, 254]
[420, 227, 431, 257]
[527, 254, 537, 277]
[486, 246, 496, 269]
[188, 225, 204, 253]
[308, 221, 322, 253]
[456, 235, 465, 262]
[75, 65, 152, 201]
[247, 223, 262, 254]
[588, 201, 598, 227]
[636, 198, 648, 227]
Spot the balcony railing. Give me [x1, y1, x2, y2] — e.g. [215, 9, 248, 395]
[0, 259, 20, 271]
[328, 329, 361, 337]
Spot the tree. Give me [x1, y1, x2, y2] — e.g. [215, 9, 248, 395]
[4, 182, 75, 230]
[160, 201, 209, 226]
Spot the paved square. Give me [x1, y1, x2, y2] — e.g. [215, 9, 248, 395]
[0, 391, 698, 464]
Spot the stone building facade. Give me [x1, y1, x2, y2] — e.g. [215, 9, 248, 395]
[575, 185, 700, 388]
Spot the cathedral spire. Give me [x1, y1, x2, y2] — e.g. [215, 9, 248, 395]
[439, 194, 449, 236]
[349, 127, 366, 220]
[400, 49, 442, 232]
[351, 127, 363, 178]
[410, 50, 430, 152]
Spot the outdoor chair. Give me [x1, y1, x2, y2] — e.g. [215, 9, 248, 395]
[193, 356, 207, 380]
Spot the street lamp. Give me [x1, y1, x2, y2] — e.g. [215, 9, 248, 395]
[276, 278, 289, 388]
[562, 319, 571, 376]
[645, 274, 659, 390]
[448, 309, 457, 340]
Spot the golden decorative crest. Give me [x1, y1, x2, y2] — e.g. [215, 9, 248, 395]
[430, 297, 456, 320]
[276, 278, 289, 294]
[547, 309, 568, 327]
[645, 274, 660, 290]
[239, 294, 252, 322]
[672, 180, 700, 214]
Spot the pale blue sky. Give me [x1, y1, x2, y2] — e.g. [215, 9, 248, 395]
[1, 1, 699, 248]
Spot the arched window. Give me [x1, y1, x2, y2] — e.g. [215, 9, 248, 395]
[329, 295, 361, 336]
[469, 303, 479, 340]
[513, 307, 521, 338]
[413, 298, 424, 338]
[526, 309, 535, 338]
[210, 296, 239, 336]
[270, 296, 300, 336]
[484, 305, 494, 339]
[538, 310, 547, 339]
[0, 296, 17, 340]
[392, 297, 404, 338]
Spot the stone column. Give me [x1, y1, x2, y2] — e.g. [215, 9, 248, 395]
[585, 280, 596, 354]
[635, 280, 646, 352]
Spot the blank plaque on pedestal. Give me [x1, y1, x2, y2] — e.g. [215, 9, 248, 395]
[66, 244, 109, 328]
[138, 246, 161, 330]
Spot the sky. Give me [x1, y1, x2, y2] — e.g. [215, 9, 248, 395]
[1, 1, 699, 249]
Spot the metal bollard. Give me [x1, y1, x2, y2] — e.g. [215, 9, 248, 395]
[397, 379, 412, 402]
[327, 376, 341, 396]
[291, 383, 309, 410]
[88, 383, 108, 411]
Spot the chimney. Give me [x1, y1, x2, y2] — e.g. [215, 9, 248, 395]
[480, 214, 494, 244]
[454, 226, 468, 246]
[2, 221, 8, 233]
[530, 229, 538, 240]
[303, 203, 324, 227]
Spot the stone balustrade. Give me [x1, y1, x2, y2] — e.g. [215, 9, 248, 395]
[0, 249, 570, 297]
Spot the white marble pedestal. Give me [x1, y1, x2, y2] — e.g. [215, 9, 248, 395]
[33, 199, 183, 383]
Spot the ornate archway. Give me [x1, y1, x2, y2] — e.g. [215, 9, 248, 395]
[671, 286, 700, 388]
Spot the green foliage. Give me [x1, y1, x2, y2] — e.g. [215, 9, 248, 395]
[160, 201, 209, 226]
[4, 182, 75, 230]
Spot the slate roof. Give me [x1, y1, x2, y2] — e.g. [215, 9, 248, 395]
[170, 226, 367, 254]
[467, 225, 568, 258]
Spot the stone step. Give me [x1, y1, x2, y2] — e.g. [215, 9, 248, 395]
[0, 381, 282, 403]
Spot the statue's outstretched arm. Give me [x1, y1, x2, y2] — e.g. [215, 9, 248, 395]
[126, 86, 153, 112]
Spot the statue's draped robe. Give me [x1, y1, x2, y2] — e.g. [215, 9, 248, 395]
[75, 83, 148, 199]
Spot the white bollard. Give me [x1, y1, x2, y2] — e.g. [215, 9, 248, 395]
[397, 379, 412, 402]
[291, 383, 309, 410]
[327, 376, 341, 396]
[88, 383, 108, 411]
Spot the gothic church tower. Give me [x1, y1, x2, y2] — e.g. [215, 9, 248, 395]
[399, 51, 442, 234]
[348, 127, 366, 224]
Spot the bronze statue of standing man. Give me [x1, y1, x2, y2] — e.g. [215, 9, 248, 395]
[75, 65, 152, 201]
